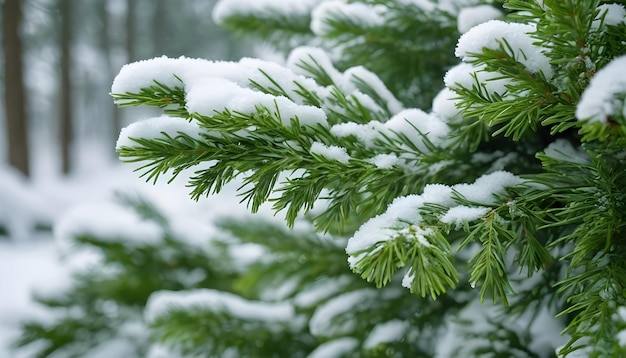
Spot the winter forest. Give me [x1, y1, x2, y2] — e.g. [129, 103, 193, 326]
[2, 0, 626, 357]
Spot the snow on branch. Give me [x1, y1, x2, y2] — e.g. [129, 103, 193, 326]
[576, 55, 626, 123]
[145, 288, 295, 324]
[346, 171, 524, 298]
[455, 20, 553, 79]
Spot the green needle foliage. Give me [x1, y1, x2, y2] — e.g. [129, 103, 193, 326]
[17, 0, 626, 357]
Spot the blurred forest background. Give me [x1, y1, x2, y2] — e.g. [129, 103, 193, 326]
[1, 0, 248, 180]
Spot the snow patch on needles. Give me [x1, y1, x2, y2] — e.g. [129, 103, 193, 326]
[364, 320, 410, 349]
[310, 142, 351, 164]
[55, 202, 163, 245]
[287, 46, 344, 86]
[444, 63, 510, 97]
[455, 20, 553, 80]
[366, 154, 400, 169]
[440, 205, 490, 229]
[457, 5, 502, 33]
[386, 109, 450, 151]
[346, 171, 523, 268]
[116, 116, 204, 150]
[576, 55, 626, 123]
[344, 66, 404, 114]
[112, 56, 329, 128]
[346, 194, 427, 256]
[307, 338, 359, 358]
[145, 289, 294, 324]
[593, 4, 626, 29]
[287, 47, 404, 115]
[331, 109, 449, 153]
[454, 171, 524, 206]
[331, 121, 387, 149]
[432, 88, 462, 122]
[309, 289, 378, 337]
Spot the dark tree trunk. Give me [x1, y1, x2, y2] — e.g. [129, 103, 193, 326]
[126, 0, 136, 62]
[59, 0, 73, 174]
[152, 0, 168, 55]
[2, 0, 29, 177]
[98, 0, 122, 152]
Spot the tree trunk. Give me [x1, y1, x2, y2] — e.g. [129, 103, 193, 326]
[152, 0, 167, 55]
[59, 0, 73, 174]
[2, 0, 29, 177]
[98, 0, 122, 154]
[126, 0, 136, 62]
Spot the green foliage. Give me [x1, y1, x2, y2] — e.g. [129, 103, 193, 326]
[216, 0, 479, 107]
[17, 0, 626, 357]
[13, 195, 230, 357]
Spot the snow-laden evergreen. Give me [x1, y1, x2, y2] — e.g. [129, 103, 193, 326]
[14, 0, 626, 357]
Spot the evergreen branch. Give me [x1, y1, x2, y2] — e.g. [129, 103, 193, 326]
[218, 12, 313, 51]
[462, 209, 515, 306]
[150, 304, 310, 357]
[404, 230, 459, 300]
[317, 4, 459, 106]
[111, 77, 189, 117]
[292, 54, 337, 87]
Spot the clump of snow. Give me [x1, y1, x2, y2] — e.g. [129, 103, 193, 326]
[116, 116, 204, 150]
[345, 194, 426, 256]
[364, 320, 410, 349]
[576, 55, 626, 123]
[54, 202, 164, 245]
[238, 57, 324, 105]
[287, 46, 344, 86]
[385, 108, 450, 150]
[444, 62, 510, 97]
[457, 5, 502, 33]
[331, 109, 449, 154]
[113, 56, 329, 129]
[111, 56, 188, 96]
[343, 66, 404, 114]
[440, 205, 490, 228]
[542, 139, 590, 165]
[455, 20, 553, 80]
[145, 288, 294, 324]
[331, 121, 387, 149]
[287, 47, 403, 116]
[366, 153, 400, 169]
[310, 142, 351, 164]
[593, 4, 626, 28]
[432, 88, 462, 122]
[453, 171, 524, 205]
[0, 240, 73, 358]
[309, 288, 378, 337]
[307, 337, 359, 358]
[185, 78, 249, 115]
[294, 276, 352, 308]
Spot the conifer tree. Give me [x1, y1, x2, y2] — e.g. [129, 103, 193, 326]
[16, 0, 626, 357]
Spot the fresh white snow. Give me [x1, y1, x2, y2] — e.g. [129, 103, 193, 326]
[576, 54, 626, 123]
[145, 288, 295, 324]
[455, 20, 553, 80]
[310, 141, 352, 164]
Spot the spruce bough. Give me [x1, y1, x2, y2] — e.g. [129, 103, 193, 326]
[112, 0, 626, 356]
[18, 0, 626, 357]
